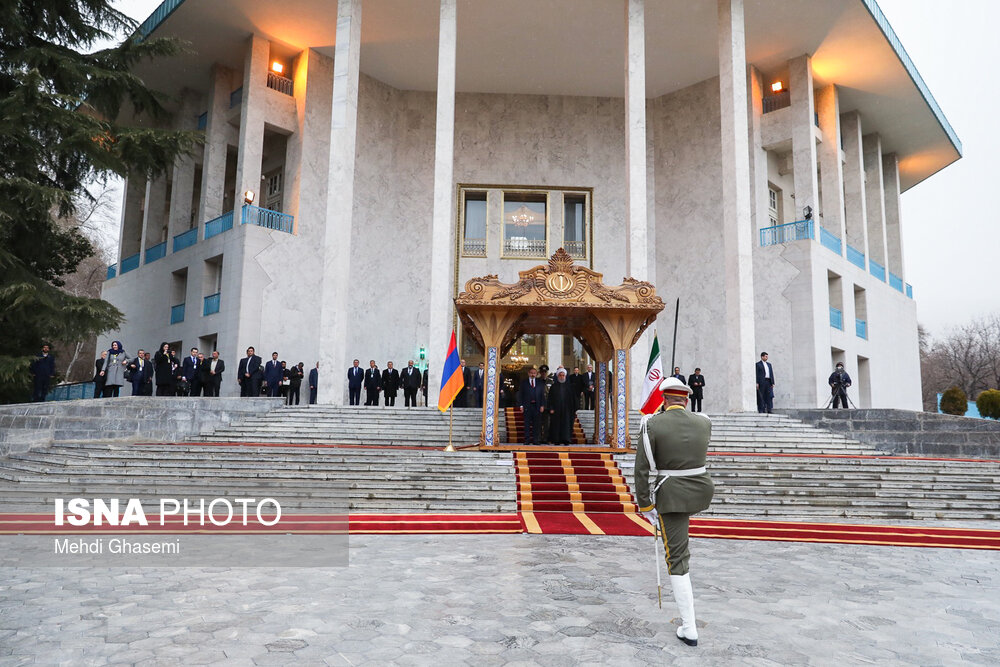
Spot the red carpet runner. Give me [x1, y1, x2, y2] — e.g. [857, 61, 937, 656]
[504, 408, 587, 445]
[515, 451, 636, 513]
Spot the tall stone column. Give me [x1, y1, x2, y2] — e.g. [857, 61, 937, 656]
[426, 0, 458, 408]
[168, 91, 200, 245]
[199, 65, 235, 225]
[863, 133, 888, 275]
[142, 176, 168, 251]
[234, 34, 269, 217]
[816, 85, 845, 245]
[840, 111, 869, 258]
[317, 0, 363, 404]
[788, 55, 819, 220]
[118, 173, 146, 260]
[625, 0, 651, 410]
[882, 153, 904, 279]
[718, 0, 756, 411]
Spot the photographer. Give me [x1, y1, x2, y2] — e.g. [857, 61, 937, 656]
[827, 362, 852, 409]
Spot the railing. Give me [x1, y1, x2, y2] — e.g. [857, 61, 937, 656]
[203, 292, 221, 316]
[170, 303, 185, 325]
[759, 219, 813, 247]
[173, 227, 198, 252]
[905, 283, 913, 299]
[869, 258, 886, 282]
[144, 241, 166, 264]
[136, 0, 184, 39]
[830, 306, 843, 331]
[819, 226, 842, 255]
[856, 318, 868, 339]
[46, 381, 97, 401]
[846, 244, 866, 270]
[889, 271, 904, 293]
[762, 90, 790, 113]
[241, 204, 294, 233]
[502, 238, 547, 257]
[204, 210, 234, 239]
[564, 240, 586, 258]
[197, 112, 207, 130]
[230, 86, 242, 108]
[120, 253, 140, 274]
[106, 264, 117, 280]
[267, 72, 294, 96]
[462, 238, 486, 256]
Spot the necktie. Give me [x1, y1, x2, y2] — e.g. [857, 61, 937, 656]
[531, 379, 535, 388]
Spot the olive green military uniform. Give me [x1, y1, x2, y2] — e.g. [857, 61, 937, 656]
[635, 405, 714, 576]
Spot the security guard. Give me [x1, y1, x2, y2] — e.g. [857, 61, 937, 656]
[636, 377, 714, 646]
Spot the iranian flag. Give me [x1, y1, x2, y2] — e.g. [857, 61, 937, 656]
[640, 334, 664, 415]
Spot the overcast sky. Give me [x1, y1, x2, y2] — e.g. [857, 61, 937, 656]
[110, 0, 994, 337]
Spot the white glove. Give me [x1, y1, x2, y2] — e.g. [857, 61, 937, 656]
[643, 510, 659, 527]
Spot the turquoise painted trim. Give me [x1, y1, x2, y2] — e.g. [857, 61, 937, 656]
[889, 271, 904, 293]
[204, 210, 234, 239]
[173, 227, 198, 252]
[144, 241, 166, 264]
[846, 244, 866, 270]
[819, 226, 842, 256]
[856, 318, 867, 340]
[203, 293, 221, 316]
[120, 253, 140, 274]
[861, 0, 962, 155]
[137, 0, 186, 40]
[869, 259, 886, 282]
[759, 220, 813, 246]
[106, 264, 117, 280]
[830, 306, 844, 331]
[241, 204, 294, 233]
[905, 283, 913, 299]
[170, 303, 185, 325]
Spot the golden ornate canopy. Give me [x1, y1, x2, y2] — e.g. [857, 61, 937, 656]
[455, 248, 664, 448]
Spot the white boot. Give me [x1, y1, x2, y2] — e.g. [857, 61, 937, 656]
[669, 573, 698, 646]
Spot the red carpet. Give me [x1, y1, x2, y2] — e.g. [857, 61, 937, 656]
[3, 511, 997, 549]
[504, 407, 587, 445]
[515, 451, 637, 513]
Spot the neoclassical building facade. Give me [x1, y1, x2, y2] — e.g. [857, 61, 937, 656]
[101, 0, 960, 412]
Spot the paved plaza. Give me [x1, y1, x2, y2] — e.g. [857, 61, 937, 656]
[2, 533, 998, 665]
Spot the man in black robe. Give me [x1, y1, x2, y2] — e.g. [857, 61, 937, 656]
[546, 368, 576, 445]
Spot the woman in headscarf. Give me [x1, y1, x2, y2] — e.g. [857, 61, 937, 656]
[101, 340, 129, 398]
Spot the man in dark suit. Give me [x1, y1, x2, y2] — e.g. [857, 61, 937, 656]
[347, 359, 363, 405]
[93, 351, 107, 398]
[309, 362, 319, 404]
[364, 360, 381, 406]
[237, 347, 263, 397]
[568, 366, 583, 412]
[263, 352, 283, 397]
[671, 367, 685, 382]
[583, 364, 596, 410]
[401, 360, 421, 407]
[29, 343, 56, 402]
[127, 349, 152, 396]
[471, 361, 485, 407]
[456, 359, 471, 407]
[182, 347, 201, 396]
[518, 367, 546, 445]
[200, 350, 225, 396]
[381, 361, 400, 406]
[755, 352, 775, 413]
[687, 368, 705, 413]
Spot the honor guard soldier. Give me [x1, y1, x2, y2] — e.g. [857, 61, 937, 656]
[635, 377, 714, 647]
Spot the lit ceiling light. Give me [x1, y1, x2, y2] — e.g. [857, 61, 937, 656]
[771, 81, 784, 93]
[244, 190, 255, 205]
[271, 61, 284, 75]
[510, 205, 536, 227]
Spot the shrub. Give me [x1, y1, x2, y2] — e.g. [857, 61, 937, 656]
[939, 386, 968, 416]
[976, 389, 1000, 420]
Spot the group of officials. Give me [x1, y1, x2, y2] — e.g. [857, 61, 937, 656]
[518, 364, 598, 445]
[233, 348, 320, 404]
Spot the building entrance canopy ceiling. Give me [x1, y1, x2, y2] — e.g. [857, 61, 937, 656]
[455, 249, 664, 448]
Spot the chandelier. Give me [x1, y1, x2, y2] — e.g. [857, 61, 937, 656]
[510, 205, 535, 227]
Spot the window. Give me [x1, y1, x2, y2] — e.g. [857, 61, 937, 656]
[462, 191, 487, 256]
[563, 194, 588, 258]
[502, 192, 547, 258]
[264, 170, 283, 212]
[768, 186, 779, 226]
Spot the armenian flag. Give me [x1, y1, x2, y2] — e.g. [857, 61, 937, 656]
[437, 330, 464, 412]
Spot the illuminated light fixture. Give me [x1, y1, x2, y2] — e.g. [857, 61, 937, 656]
[771, 81, 784, 93]
[244, 190, 255, 205]
[271, 61, 284, 75]
[510, 205, 536, 227]
[803, 205, 813, 220]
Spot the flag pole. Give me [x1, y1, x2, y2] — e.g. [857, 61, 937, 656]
[444, 403, 456, 452]
[669, 297, 680, 372]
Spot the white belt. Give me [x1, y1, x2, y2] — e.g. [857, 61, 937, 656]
[651, 467, 707, 494]
[640, 415, 707, 496]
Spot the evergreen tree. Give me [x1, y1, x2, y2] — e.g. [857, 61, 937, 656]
[0, 0, 198, 402]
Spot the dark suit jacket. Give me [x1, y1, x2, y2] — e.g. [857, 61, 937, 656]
[519, 378, 546, 410]
[94, 358, 106, 384]
[472, 369, 484, 393]
[154, 350, 179, 386]
[755, 361, 775, 385]
[128, 357, 153, 386]
[309, 367, 319, 389]
[264, 360, 283, 386]
[584, 372, 596, 393]
[30, 354, 55, 381]
[687, 374, 705, 399]
[199, 358, 225, 384]
[401, 366, 421, 390]
[347, 366, 363, 389]
[364, 368, 381, 390]
[381, 368, 400, 394]
[238, 355, 263, 381]
[182, 356, 201, 382]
